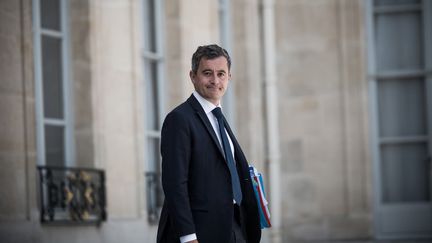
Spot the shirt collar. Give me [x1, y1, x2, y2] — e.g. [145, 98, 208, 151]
[193, 91, 222, 114]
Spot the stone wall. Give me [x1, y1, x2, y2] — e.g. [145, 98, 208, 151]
[0, 0, 376, 242]
[70, 0, 94, 168]
[230, 0, 266, 174]
[0, 0, 35, 222]
[274, 0, 371, 241]
[88, 0, 143, 220]
[0, 0, 156, 242]
[165, 0, 220, 111]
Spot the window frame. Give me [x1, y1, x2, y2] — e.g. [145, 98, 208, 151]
[142, 0, 165, 224]
[33, 0, 75, 167]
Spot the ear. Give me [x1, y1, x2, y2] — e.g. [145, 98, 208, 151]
[189, 70, 196, 84]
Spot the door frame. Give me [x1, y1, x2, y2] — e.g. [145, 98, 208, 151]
[365, 0, 432, 239]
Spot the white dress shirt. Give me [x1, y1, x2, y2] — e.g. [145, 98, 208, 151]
[193, 91, 235, 156]
[179, 91, 235, 243]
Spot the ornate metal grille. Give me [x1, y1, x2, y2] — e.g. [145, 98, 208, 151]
[145, 171, 163, 224]
[37, 166, 107, 225]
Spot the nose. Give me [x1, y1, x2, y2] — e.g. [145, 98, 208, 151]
[209, 73, 217, 84]
[210, 73, 220, 84]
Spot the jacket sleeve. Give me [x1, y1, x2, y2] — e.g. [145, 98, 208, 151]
[160, 111, 195, 236]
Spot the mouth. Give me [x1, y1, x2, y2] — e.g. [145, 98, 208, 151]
[206, 86, 220, 91]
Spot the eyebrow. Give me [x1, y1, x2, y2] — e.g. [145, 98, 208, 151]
[201, 69, 226, 73]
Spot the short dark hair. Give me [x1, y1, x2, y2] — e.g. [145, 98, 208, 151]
[191, 44, 231, 74]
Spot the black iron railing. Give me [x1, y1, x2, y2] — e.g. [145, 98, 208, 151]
[145, 171, 164, 224]
[37, 166, 107, 225]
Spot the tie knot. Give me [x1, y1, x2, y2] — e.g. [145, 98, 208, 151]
[212, 107, 224, 119]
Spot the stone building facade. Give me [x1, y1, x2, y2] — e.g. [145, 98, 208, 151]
[1, 0, 431, 242]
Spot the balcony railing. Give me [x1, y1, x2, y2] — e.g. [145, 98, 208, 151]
[145, 171, 164, 224]
[37, 166, 107, 225]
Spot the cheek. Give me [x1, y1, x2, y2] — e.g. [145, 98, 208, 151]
[222, 81, 229, 89]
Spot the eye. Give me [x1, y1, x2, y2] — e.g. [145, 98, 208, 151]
[218, 72, 225, 78]
[203, 71, 212, 76]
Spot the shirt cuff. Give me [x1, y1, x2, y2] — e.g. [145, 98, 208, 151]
[180, 233, 197, 243]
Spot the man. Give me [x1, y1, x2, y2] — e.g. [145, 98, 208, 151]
[157, 44, 261, 243]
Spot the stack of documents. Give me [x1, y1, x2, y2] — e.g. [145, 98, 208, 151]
[249, 165, 271, 229]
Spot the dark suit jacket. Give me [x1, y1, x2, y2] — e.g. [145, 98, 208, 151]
[156, 95, 261, 243]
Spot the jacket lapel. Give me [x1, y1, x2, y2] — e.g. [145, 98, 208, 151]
[187, 95, 225, 158]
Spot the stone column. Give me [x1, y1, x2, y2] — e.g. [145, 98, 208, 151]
[89, 0, 143, 219]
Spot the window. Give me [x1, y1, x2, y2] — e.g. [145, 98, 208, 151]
[367, 0, 432, 237]
[33, 0, 74, 167]
[142, 0, 165, 224]
[371, 0, 430, 203]
[219, 0, 235, 126]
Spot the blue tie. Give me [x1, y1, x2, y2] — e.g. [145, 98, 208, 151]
[212, 107, 242, 205]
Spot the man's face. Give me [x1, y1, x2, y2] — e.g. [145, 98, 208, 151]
[190, 56, 231, 106]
